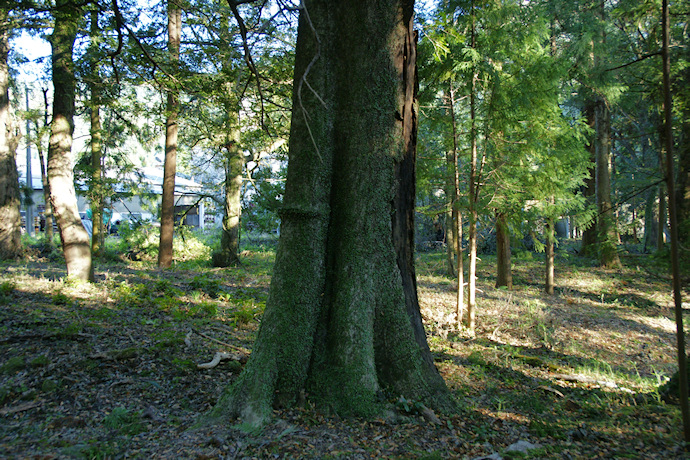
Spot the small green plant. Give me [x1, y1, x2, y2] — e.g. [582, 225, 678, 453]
[189, 274, 221, 298]
[52, 290, 70, 306]
[102, 406, 145, 435]
[115, 282, 153, 308]
[1, 356, 25, 374]
[233, 304, 258, 324]
[0, 280, 15, 295]
[30, 355, 50, 367]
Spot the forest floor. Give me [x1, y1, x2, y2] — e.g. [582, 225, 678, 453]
[0, 239, 689, 459]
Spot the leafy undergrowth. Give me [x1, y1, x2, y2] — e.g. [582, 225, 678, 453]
[0, 242, 688, 459]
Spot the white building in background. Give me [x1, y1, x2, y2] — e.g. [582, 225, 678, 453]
[16, 159, 206, 233]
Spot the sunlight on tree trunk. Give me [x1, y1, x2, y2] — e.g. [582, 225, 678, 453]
[48, 1, 93, 281]
[158, 1, 181, 269]
[465, 0, 478, 333]
[206, 0, 453, 427]
[661, 0, 690, 443]
[0, 10, 21, 259]
[89, 10, 103, 257]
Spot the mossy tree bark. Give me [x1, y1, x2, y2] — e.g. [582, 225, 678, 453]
[215, 131, 242, 267]
[158, 0, 181, 269]
[89, 10, 104, 256]
[0, 10, 21, 259]
[208, 0, 453, 427]
[48, 1, 94, 281]
[594, 99, 621, 268]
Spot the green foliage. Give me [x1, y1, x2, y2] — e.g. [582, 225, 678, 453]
[102, 407, 145, 436]
[52, 290, 70, 306]
[0, 281, 14, 305]
[30, 355, 50, 367]
[189, 274, 221, 298]
[1, 356, 26, 374]
[114, 282, 153, 308]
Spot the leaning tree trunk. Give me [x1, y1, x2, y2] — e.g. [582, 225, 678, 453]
[0, 11, 21, 259]
[207, 0, 453, 427]
[48, 1, 93, 281]
[594, 99, 621, 268]
[495, 211, 512, 289]
[158, 0, 181, 269]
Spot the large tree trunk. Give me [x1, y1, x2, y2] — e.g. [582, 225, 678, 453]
[594, 99, 621, 268]
[158, 0, 181, 269]
[89, 10, 103, 256]
[495, 211, 512, 289]
[48, 1, 93, 281]
[208, 0, 452, 427]
[0, 11, 21, 259]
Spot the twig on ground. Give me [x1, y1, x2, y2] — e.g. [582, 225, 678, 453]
[191, 328, 250, 355]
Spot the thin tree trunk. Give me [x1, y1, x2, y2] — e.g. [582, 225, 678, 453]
[37, 88, 53, 246]
[580, 99, 597, 255]
[662, 0, 690, 443]
[443, 87, 457, 278]
[658, 129, 667, 250]
[545, 216, 555, 295]
[495, 211, 512, 289]
[677, 102, 690, 246]
[158, 1, 181, 269]
[48, 1, 94, 281]
[465, 0, 477, 332]
[89, 10, 103, 256]
[643, 187, 658, 253]
[0, 10, 21, 259]
[445, 83, 464, 323]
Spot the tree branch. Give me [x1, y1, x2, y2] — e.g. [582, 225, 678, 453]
[605, 50, 661, 72]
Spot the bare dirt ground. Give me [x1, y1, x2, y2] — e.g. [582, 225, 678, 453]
[0, 246, 688, 459]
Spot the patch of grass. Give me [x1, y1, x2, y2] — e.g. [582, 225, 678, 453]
[52, 290, 70, 306]
[114, 282, 154, 308]
[102, 406, 146, 436]
[30, 355, 50, 367]
[1, 356, 26, 374]
[189, 274, 222, 298]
